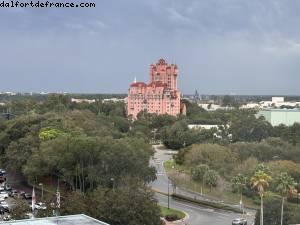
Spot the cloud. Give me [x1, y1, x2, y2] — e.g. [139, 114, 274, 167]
[264, 39, 300, 55]
[92, 20, 108, 29]
[166, 7, 192, 24]
[1, 0, 300, 94]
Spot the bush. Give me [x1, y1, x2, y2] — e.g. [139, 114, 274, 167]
[165, 214, 180, 221]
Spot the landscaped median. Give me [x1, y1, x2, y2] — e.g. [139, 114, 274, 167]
[171, 193, 243, 214]
[160, 206, 186, 222]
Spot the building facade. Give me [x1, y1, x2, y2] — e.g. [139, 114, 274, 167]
[127, 59, 181, 118]
[257, 109, 300, 126]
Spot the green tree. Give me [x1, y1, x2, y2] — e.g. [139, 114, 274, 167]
[39, 127, 66, 141]
[222, 95, 237, 107]
[191, 164, 209, 195]
[231, 173, 247, 212]
[275, 172, 297, 225]
[62, 181, 164, 225]
[184, 144, 237, 177]
[254, 164, 271, 174]
[254, 199, 290, 225]
[251, 171, 272, 225]
[10, 198, 30, 220]
[204, 169, 219, 191]
[230, 110, 273, 142]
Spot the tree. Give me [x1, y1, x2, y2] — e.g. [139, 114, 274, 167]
[230, 110, 273, 142]
[184, 144, 237, 178]
[254, 199, 290, 225]
[251, 171, 272, 225]
[61, 180, 164, 225]
[39, 127, 66, 141]
[231, 173, 247, 212]
[222, 95, 237, 107]
[191, 164, 209, 195]
[161, 120, 189, 149]
[275, 172, 297, 225]
[254, 164, 271, 174]
[10, 198, 30, 220]
[204, 169, 219, 191]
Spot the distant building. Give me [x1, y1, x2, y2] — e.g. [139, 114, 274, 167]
[198, 103, 233, 111]
[188, 124, 221, 130]
[71, 98, 96, 104]
[127, 59, 181, 118]
[240, 96, 300, 109]
[257, 109, 300, 126]
[188, 124, 232, 139]
[0, 92, 16, 96]
[0, 214, 109, 225]
[272, 97, 285, 104]
[240, 103, 260, 109]
[102, 98, 126, 103]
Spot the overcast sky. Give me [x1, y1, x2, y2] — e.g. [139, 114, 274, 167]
[1, 0, 300, 94]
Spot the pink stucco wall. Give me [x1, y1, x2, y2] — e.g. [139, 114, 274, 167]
[127, 59, 181, 118]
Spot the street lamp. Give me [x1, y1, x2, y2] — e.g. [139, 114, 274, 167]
[39, 183, 44, 202]
[167, 177, 170, 209]
[110, 178, 115, 191]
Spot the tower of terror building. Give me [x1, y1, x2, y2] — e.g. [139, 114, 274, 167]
[127, 59, 181, 118]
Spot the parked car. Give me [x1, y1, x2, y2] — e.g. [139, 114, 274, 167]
[0, 192, 8, 198]
[0, 176, 6, 182]
[5, 184, 12, 191]
[0, 204, 9, 213]
[0, 205, 5, 214]
[1, 201, 9, 207]
[35, 202, 47, 210]
[9, 189, 18, 198]
[0, 205, 9, 214]
[3, 215, 11, 221]
[232, 218, 247, 225]
[24, 193, 32, 199]
[25, 213, 34, 219]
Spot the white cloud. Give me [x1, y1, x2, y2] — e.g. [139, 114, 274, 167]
[166, 7, 193, 24]
[92, 20, 109, 29]
[64, 23, 85, 30]
[264, 39, 300, 55]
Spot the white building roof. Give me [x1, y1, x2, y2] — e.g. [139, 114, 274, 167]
[1, 214, 110, 225]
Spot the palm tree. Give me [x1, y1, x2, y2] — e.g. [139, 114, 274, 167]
[251, 170, 272, 225]
[276, 172, 297, 225]
[191, 164, 209, 195]
[204, 169, 219, 192]
[231, 174, 247, 215]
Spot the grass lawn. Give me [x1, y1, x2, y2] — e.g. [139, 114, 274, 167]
[160, 206, 185, 220]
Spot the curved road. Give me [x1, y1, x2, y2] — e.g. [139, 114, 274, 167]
[151, 146, 255, 225]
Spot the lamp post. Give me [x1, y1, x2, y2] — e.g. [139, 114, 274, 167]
[39, 183, 44, 202]
[167, 177, 170, 209]
[111, 178, 115, 191]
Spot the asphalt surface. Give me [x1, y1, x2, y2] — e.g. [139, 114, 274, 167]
[151, 145, 255, 225]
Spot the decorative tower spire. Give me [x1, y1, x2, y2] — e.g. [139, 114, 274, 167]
[134, 77, 137, 83]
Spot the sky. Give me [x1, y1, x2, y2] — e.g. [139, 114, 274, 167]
[1, 0, 300, 95]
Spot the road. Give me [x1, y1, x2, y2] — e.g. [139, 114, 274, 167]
[150, 145, 255, 225]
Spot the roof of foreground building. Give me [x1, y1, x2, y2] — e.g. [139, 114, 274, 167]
[0, 214, 110, 225]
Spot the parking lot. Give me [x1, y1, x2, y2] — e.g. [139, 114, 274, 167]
[0, 168, 37, 221]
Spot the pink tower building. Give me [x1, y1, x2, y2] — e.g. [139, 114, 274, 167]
[127, 59, 181, 118]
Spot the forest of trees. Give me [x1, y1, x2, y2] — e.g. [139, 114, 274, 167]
[0, 94, 299, 224]
[0, 94, 163, 225]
